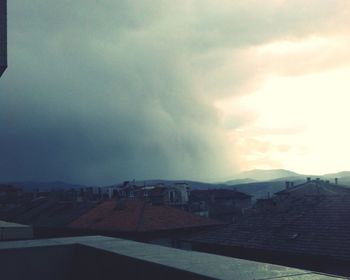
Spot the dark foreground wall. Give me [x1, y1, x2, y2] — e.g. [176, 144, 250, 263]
[0, 0, 6, 76]
[191, 242, 350, 278]
[0, 244, 214, 280]
[0, 236, 338, 280]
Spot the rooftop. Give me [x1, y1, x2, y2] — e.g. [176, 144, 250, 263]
[0, 197, 96, 227]
[70, 199, 222, 232]
[185, 184, 350, 277]
[275, 181, 350, 197]
[187, 194, 350, 260]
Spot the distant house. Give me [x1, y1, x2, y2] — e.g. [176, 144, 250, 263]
[115, 181, 141, 198]
[274, 178, 350, 198]
[184, 179, 350, 278]
[69, 199, 222, 247]
[0, 0, 6, 77]
[115, 182, 191, 210]
[163, 183, 190, 209]
[189, 189, 252, 223]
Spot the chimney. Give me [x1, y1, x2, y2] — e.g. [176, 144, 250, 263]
[335, 178, 338, 185]
[285, 181, 290, 189]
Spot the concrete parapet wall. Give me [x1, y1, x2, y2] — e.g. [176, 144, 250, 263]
[0, 236, 341, 280]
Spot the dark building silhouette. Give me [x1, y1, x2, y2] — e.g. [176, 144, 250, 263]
[185, 179, 350, 277]
[0, 0, 6, 77]
[189, 189, 252, 222]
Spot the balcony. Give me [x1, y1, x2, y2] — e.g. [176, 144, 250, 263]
[0, 236, 341, 280]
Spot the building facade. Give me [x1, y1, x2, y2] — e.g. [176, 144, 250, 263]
[0, 0, 6, 77]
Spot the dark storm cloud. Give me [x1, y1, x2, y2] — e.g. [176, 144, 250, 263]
[0, 0, 346, 184]
[0, 0, 237, 184]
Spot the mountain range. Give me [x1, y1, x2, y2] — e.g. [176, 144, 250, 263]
[2, 169, 350, 199]
[229, 169, 300, 182]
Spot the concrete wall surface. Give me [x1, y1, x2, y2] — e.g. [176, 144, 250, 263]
[0, 236, 344, 280]
[0, 220, 33, 240]
[0, 0, 6, 76]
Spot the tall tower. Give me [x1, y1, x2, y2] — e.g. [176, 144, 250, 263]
[0, 0, 7, 77]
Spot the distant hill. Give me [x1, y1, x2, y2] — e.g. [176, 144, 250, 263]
[323, 171, 350, 179]
[229, 177, 308, 200]
[6, 169, 350, 198]
[329, 176, 350, 186]
[109, 178, 301, 199]
[230, 173, 350, 199]
[223, 178, 257, 185]
[8, 178, 302, 200]
[2, 181, 87, 191]
[231, 169, 301, 182]
[229, 181, 286, 199]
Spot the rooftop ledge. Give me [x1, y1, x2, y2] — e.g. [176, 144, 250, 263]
[0, 236, 343, 280]
[0, 220, 33, 240]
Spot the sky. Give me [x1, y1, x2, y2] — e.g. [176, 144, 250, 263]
[0, 1, 350, 184]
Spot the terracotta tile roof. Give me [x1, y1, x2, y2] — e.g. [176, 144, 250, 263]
[69, 199, 222, 232]
[0, 198, 95, 227]
[186, 194, 350, 261]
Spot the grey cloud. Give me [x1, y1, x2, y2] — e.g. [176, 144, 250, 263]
[188, 0, 345, 50]
[0, 0, 346, 184]
[186, 0, 350, 98]
[0, 0, 236, 184]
